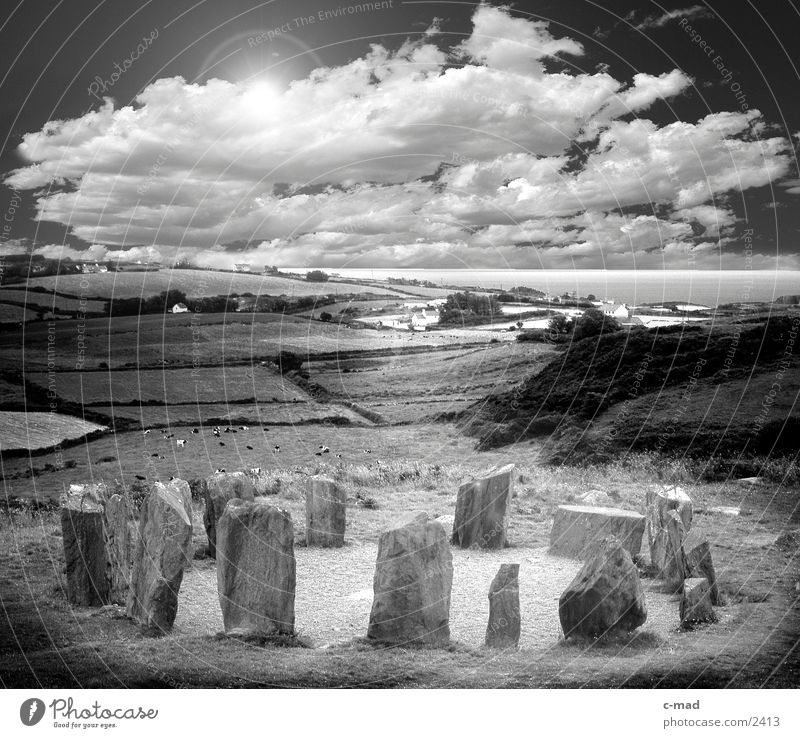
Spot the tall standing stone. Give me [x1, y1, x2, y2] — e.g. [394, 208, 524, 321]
[306, 476, 346, 547]
[452, 464, 514, 550]
[216, 499, 296, 637]
[60, 484, 109, 606]
[559, 536, 647, 640]
[127, 481, 193, 634]
[103, 493, 131, 605]
[485, 564, 521, 648]
[683, 530, 721, 605]
[368, 512, 453, 647]
[661, 510, 687, 589]
[646, 486, 693, 571]
[203, 471, 255, 558]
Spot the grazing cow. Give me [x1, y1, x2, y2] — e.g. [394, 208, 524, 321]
[213, 430, 220, 437]
[151, 453, 159, 458]
[246, 445, 253, 450]
[335, 454, 343, 459]
[273, 445, 280, 452]
[191, 428, 199, 434]
[239, 426, 249, 431]
[249, 467, 261, 474]
[224, 427, 231, 433]
[219, 442, 225, 446]
[215, 468, 225, 473]
[135, 475, 146, 481]
[176, 439, 186, 448]
[143, 429, 151, 435]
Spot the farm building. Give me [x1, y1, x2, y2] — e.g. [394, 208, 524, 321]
[80, 262, 108, 274]
[233, 263, 251, 272]
[171, 303, 190, 313]
[601, 303, 630, 319]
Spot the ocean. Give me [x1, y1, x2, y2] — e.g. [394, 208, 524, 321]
[288, 269, 800, 306]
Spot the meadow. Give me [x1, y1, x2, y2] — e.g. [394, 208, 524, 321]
[0, 411, 105, 452]
[0, 288, 106, 314]
[23, 270, 413, 300]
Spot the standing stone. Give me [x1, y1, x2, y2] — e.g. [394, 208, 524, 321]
[485, 564, 521, 648]
[368, 512, 453, 647]
[646, 486, 693, 572]
[103, 494, 131, 605]
[683, 530, 721, 605]
[127, 481, 193, 634]
[306, 476, 346, 547]
[203, 471, 255, 558]
[549, 505, 645, 559]
[452, 464, 514, 550]
[661, 510, 687, 589]
[60, 484, 109, 606]
[217, 499, 296, 637]
[559, 536, 647, 640]
[680, 577, 716, 626]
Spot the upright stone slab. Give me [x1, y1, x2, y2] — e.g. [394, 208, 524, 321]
[683, 529, 721, 605]
[217, 499, 296, 637]
[485, 563, 521, 648]
[559, 536, 647, 640]
[661, 510, 687, 589]
[452, 464, 514, 550]
[680, 577, 715, 626]
[60, 484, 109, 606]
[103, 494, 131, 605]
[549, 505, 645, 559]
[368, 512, 453, 647]
[647, 486, 693, 571]
[306, 476, 346, 547]
[127, 482, 193, 634]
[203, 471, 255, 558]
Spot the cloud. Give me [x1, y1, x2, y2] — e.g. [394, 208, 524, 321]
[633, 5, 713, 31]
[2, 5, 792, 270]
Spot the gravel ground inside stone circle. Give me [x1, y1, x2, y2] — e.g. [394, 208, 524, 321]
[174, 544, 685, 649]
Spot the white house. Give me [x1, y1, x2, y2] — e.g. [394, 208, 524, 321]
[232, 263, 251, 272]
[602, 303, 630, 319]
[171, 303, 190, 313]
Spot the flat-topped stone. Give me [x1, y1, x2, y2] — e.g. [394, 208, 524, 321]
[549, 505, 645, 559]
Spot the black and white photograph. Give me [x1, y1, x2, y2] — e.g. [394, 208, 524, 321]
[0, 0, 798, 725]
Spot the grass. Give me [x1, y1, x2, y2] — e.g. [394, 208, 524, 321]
[0, 411, 105, 452]
[0, 288, 106, 313]
[0, 312, 501, 372]
[27, 365, 308, 405]
[24, 270, 408, 300]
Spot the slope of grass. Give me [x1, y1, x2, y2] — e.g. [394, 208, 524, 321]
[466, 318, 799, 456]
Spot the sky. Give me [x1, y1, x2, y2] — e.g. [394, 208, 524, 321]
[1, 0, 800, 271]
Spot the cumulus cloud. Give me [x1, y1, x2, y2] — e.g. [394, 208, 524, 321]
[2, 5, 792, 269]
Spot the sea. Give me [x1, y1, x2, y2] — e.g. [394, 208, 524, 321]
[288, 269, 800, 307]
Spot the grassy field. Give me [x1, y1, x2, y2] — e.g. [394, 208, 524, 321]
[24, 271, 408, 300]
[0, 411, 105, 452]
[0, 288, 106, 313]
[1, 424, 513, 501]
[0, 303, 35, 322]
[1, 453, 798, 687]
[307, 342, 558, 423]
[90, 401, 370, 428]
[27, 365, 311, 405]
[0, 312, 502, 371]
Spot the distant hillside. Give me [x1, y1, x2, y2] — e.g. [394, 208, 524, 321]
[463, 317, 799, 464]
[23, 270, 406, 300]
